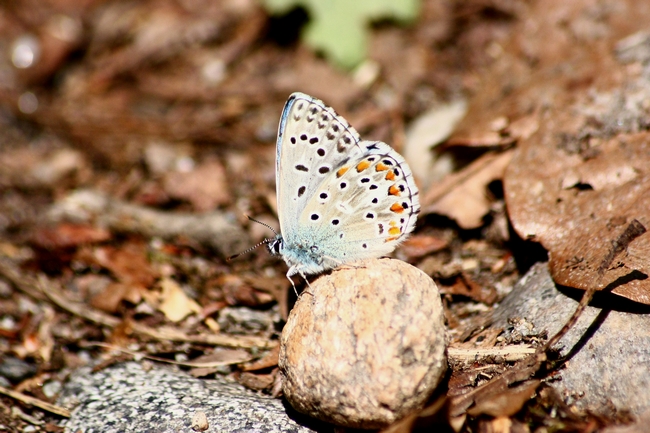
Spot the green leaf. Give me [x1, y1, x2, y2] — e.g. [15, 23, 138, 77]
[262, 0, 420, 69]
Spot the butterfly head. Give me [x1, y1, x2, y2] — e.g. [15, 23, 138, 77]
[267, 234, 284, 257]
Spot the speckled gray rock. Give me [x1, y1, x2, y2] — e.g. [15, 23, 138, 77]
[492, 262, 650, 416]
[57, 362, 321, 433]
[280, 258, 447, 429]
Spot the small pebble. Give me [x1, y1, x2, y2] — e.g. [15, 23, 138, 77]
[191, 411, 209, 431]
[42, 380, 63, 398]
[0, 356, 37, 383]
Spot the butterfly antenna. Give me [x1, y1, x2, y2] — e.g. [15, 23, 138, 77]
[227, 238, 274, 261]
[226, 216, 278, 261]
[246, 216, 279, 236]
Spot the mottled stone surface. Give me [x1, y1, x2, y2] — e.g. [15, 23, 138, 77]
[280, 258, 447, 429]
[58, 362, 321, 433]
[492, 262, 650, 416]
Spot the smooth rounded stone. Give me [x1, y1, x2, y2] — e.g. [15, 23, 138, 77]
[0, 356, 37, 383]
[57, 361, 321, 433]
[491, 262, 650, 417]
[280, 258, 447, 429]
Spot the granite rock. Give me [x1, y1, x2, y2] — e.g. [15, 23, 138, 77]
[491, 262, 650, 417]
[58, 361, 322, 433]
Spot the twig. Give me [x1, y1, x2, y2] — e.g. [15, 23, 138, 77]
[0, 259, 47, 302]
[0, 385, 70, 418]
[447, 345, 536, 362]
[80, 342, 254, 368]
[544, 219, 647, 351]
[39, 275, 274, 349]
[451, 219, 647, 418]
[46, 189, 249, 257]
[449, 350, 546, 417]
[0, 258, 274, 350]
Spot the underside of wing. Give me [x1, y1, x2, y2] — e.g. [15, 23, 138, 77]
[275, 93, 363, 242]
[295, 140, 420, 263]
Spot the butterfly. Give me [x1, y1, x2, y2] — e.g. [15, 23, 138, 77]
[265, 93, 420, 287]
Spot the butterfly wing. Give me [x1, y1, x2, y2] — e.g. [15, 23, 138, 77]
[275, 93, 364, 246]
[296, 140, 420, 266]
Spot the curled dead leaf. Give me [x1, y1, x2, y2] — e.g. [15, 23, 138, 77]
[423, 150, 514, 229]
[158, 277, 201, 322]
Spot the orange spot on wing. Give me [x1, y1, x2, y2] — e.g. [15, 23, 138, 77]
[388, 226, 401, 236]
[337, 167, 349, 177]
[388, 185, 400, 196]
[390, 203, 404, 213]
[385, 170, 396, 181]
[375, 162, 389, 172]
[356, 160, 371, 172]
[385, 236, 399, 242]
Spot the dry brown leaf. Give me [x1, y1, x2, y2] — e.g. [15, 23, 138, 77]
[445, 131, 513, 148]
[238, 371, 276, 391]
[188, 348, 252, 377]
[90, 282, 143, 313]
[158, 277, 201, 322]
[32, 223, 111, 249]
[163, 158, 231, 211]
[398, 234, 449, 260]
[242, 345, 280, 372]
[423, 150, 514, 229]
[466, 379, 540, 418]
[404, 99, 468, 182]
[445, 114, 539, 149]
[434, 0, 650, 304]
[506, 131, 650, 304]
[91, 242, 158, 288]
[0, 146, 88, 188]
[439, 274, 498, 305]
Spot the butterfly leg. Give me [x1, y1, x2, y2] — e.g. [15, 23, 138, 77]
[298, 269, 314, 297]
[285, 271, 299, 297]
[286, 266, 313, 297]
